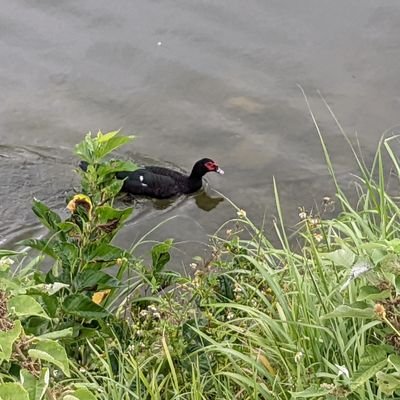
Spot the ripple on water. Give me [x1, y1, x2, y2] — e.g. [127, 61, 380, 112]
[0, 147, 225, 250]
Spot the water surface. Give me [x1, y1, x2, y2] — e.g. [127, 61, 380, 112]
[2, 1, 400, 261]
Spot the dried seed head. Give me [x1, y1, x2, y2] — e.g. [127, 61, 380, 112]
[374, 303, 386, 319]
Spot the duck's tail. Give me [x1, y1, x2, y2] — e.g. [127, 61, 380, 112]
[78, 160, 89, 172]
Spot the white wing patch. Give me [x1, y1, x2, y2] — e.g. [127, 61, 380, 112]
[139, 175, 148, 187]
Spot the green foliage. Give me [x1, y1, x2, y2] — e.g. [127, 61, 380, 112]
[5, 122, 400, 399]
[28, 340, 70, 377]
[0, 383, 30, 400]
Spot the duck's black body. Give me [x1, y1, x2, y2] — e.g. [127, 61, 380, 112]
[80, 158, 223, 199]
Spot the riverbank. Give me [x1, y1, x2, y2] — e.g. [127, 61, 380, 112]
[0, 130, 399, 399]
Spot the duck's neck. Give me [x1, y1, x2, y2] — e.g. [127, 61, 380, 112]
[189, 163, 207, 181]
[188, 170, 205, 191]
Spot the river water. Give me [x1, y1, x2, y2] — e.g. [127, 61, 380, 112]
[1, 1, 400, 262]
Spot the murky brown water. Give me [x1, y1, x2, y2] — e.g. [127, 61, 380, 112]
[2, 1, 400, 262]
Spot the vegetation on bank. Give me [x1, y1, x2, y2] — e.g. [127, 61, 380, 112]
[1, 120, 400, 399]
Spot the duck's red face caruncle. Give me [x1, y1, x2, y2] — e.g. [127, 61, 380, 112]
[204, 160, 224, 175]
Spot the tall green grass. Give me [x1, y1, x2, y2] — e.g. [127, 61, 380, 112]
[69, 99, 400, 399]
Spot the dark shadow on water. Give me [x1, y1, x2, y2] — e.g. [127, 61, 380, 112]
[119, 189, 224, 212]
[193, 191, 224, 212]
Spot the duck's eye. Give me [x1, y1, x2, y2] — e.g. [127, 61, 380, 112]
[205, 161, 217, 171]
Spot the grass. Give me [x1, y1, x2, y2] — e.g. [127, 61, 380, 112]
[67, 125, 400, 399]
[3, 111, 400, 399]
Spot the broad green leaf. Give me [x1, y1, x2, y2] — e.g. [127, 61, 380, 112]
[351, 345, 387, 390]
[376, 371, 400, 396]
[0, 320, 21, 361]
[96, 129, 119, 142]
[290, 385, 331, 398]
[38, 282, 70, 295]
[323, 304, 375, 319]
[52, 242, 79, 267]
[62, 294, 110, 319]
[96, 205, 133, 237]
[358, 286, 390, 301]
[151, 240, 173, 273]
[75, 132, 95, 163]
[0, 383, 29, 400]
[75, 270, 119, 291]
[36, 328, 73, 340]
[322, 247, 355, 268]
[9, 295, 49, 319]
[32, 199, 61, 232]
[389, 354, 400, 373]
[28, 339, 70, 377]
[102, 179, 124, 198]
[57, 221, 81, 234]
[96, 134, 134, 160]
[85, 243, 128, 265]
[20, 368, 49, 400]
[97, 160, 138, 177]
[388, 238, 400, 252]
[64, 388, 97, 400]
[0, 277, 22, 292]
[20, 239, 58, 259]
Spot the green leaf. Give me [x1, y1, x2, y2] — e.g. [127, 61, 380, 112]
[32, 199, 61, 232]
[388, 238, 400, 252]
[57, 221, 81, 234]
[64, 388, 97, 400]
[20, 239, 57, 259]
[0, 276, 22, 292]
[0, 321, 21, 361]
[0, 250, 24, 258]
[96, 205, 133, 237]
[9, 295, 49, 319]
[350, 345, 387, 390]
[97, 160, 138, 178]
[96, 132, 134, 160]
[96, 205, 133, 223]
[85, 243, 128, 265]
[20, 368, 49, 400]
[102, 179, 124, 199]
[28, 339, 70, 377]
[75, 131, 134, 164]
[290, 385, 331, 398]
[62, 294, 110, 319]
[36, 328, 73, 341]
[323, 304, 375, 319]
[0, 383, 29, 400]
[376, 371, 400, 396]
[151, 240, 173, 273]
[389, 354, 400, 373]
[38, 282, 70, 296]
[322, 247, 355, 268]
[75, 270, 119, 291]
[358, 285, 390, 301]
[75, 132, 95, 163]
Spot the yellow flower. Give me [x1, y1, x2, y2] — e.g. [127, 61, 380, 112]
[67, 194, 92, 214]
[92, 289, 111, 305]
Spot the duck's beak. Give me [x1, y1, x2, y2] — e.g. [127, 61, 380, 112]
[216, 167, 224, 175]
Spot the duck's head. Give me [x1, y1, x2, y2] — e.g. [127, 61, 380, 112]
[191, 158, 224, 178]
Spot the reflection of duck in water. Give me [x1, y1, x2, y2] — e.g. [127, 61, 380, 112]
[80, 158, 224, 199]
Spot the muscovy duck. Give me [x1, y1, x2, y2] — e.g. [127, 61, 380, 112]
[79, 158, 224, 199]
